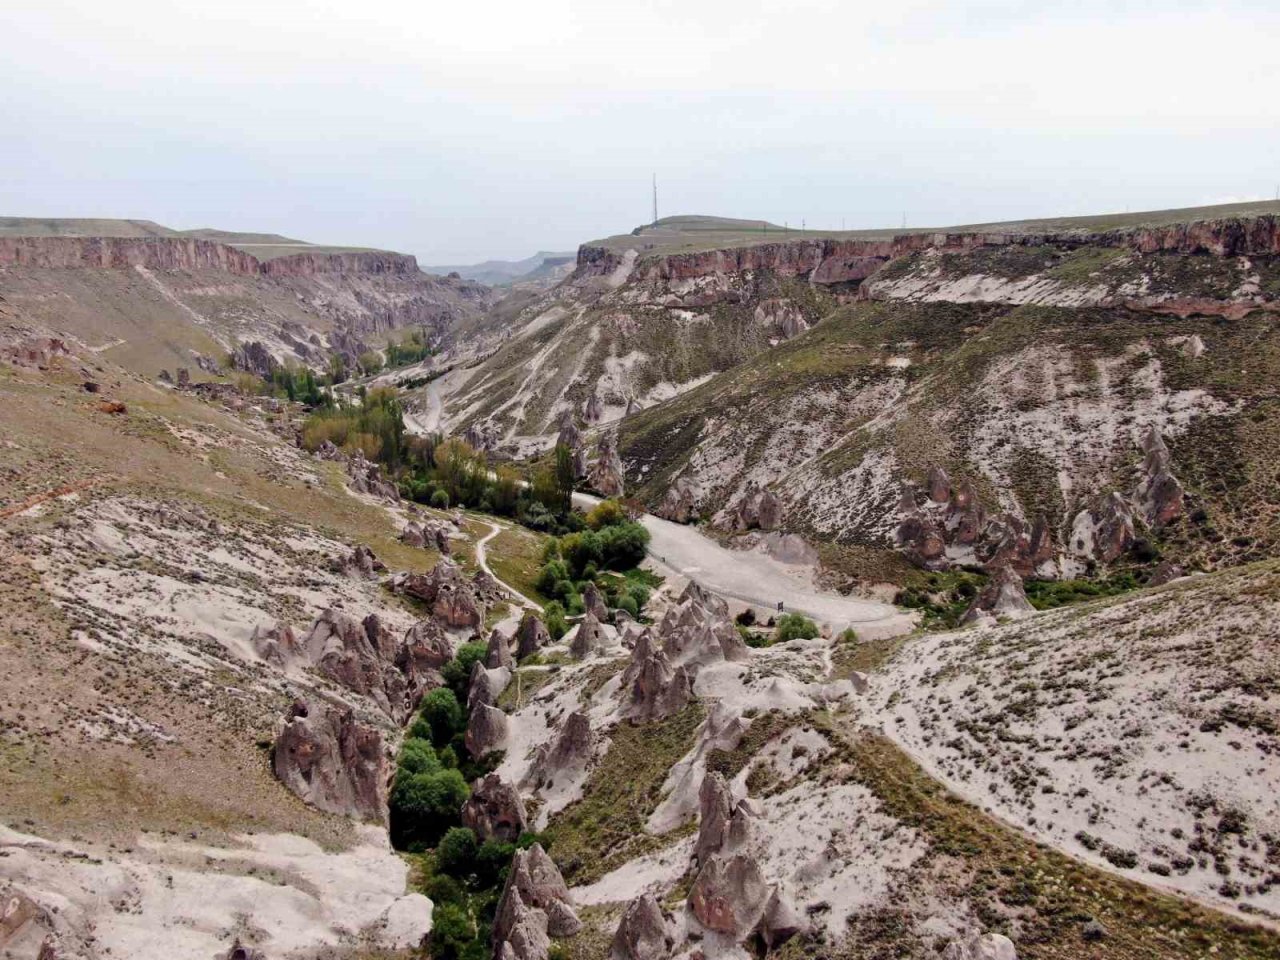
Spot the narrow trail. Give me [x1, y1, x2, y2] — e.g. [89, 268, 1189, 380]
[471, 515, 542, 612]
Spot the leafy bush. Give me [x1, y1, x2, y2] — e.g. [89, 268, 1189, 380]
[399, 737, 443, 775]
[389, 768, 469, 848]
[427, 901, 476, 960]
[542, 601, 568, 640]
[775, 613, 819, 642]
[437, 826, 480, 877]
[418, 688, 465, 747]
[431, 489, 451, 509]
[586, 499, 627, 530]
[616, 594, 639, 617]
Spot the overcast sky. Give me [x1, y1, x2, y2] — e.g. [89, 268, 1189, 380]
[3, 1, 1279, 264]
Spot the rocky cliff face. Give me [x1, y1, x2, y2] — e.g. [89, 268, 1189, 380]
[0, 234, 497, 378]
[616, 213, 1280, 586]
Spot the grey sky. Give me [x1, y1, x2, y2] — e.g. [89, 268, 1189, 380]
[3, 1, 1278, 263]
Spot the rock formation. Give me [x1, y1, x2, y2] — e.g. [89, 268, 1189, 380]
[526, 710, 595, 789]
[331, 544, 386, 579]
[401, 520, 451, 554]
[758, 887, 807, 949]
[658, 580, 748, 670]
[620, 631, 693, 721]
[465, 703, 509, 757]
[516, 612, 550, 660]
[301, 610, 416, 722]
[250, 620, 299, 667]
[485, 627, 514, 669]
[589, 432, 626, 497]
[493, 843, 581, 959]
[1070, 491, 1136, 564]
[610, 894, 671, 960]
[401, 559, 484, 630]
[694, 772, 756, 866]
[1137, 426, 1184, 526]
[962, 565, 1036, 624]
[466, 661, 512, 710]
[582, 581, 608, 621]
[399, 617, 456, 681]
[656, 476, 698, 523]
[569, 611, 607, 659]
[346, 452, 400, 502]
[943, 933, 1019, 960]
[719, 482, 782, 531]
[461, 773, 528, 842]
[272, 699, 387, 822]
[688, 852, 769, 938]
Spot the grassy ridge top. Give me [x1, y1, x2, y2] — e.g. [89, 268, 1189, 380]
[0, 217, 399, 259]
[586, 200, 1280, 256]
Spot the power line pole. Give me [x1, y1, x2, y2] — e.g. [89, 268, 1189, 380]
[652, 173, 658, 225]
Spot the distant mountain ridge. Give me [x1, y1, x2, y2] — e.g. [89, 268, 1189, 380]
[425, 250, 575, 286]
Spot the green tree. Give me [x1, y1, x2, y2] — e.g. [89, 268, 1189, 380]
[554, 443, 575, 516]
[775, 613, 820, 642]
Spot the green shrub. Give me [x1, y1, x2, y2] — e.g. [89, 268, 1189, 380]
[437, 826, 480, 877]
[586, 499, 627, 530]
[775, 613, 819, 642]
[399, 737, 443, 775]
[616, 595, 639, 617]
[431, 489, 451, 509]
[428, 901, 476, 960]
[424, 872, 465, 906]
[418, 688, 465, 747]
[542, 601, 568, 640]
[443, 643, 489, 698]
[389, 768, 469, 848]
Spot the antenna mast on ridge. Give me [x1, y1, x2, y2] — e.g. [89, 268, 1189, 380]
[652, 173, 658, 225]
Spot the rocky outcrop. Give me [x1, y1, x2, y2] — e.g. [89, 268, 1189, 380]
[331, 544, 386, 579]
[2, 336, 70, 369]
[584, 393, 604, 424]
[493, 844, 580, 959]
[301, 610, 417, 722]
[526, 711, 595, 789]
[658, 580, 748, 670]
[963, 565, 1036, 624]
[401, 520, 451, 555]
[582, 582, 608, 621]
[461, 773, 528, 842]
[569, 611, 607, 659]
[610, 894, 671, 960]
[688, 852, 769, 938]
[230, 340, 278, 379]
[943, 933, 1019, 960]
[401, 559, 484, 630]
[694, 773, 756, 867]
[467, 661, 512, 710]
[620, 631, 693, 721]
[718, 482, 782, 532]
[399, 617, 455, 680]
[516, 612, 550, 660]
[465, 703, 509, 757]
[896, 511, 948, 570]
[589, 432, 626, 497]
[250, 620, 299, 667]
[223, 941, 266, 960]
[1070, 491, 1136, 564]
[759, 887, 806, 949]
[485, 627, 514, 669]
[272, 699, 387, 821]
[1137, 426, 1184, 526]
[346, 453, 400, 502]
[655, 476, 698, 523]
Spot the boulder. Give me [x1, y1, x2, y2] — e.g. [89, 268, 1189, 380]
[461, 773, 528, 842]
[582, 581, 608, 621]
[250, 620, 299, 667]
[465, 703, 509, 757]
[485, 627, 514, 669]
[943, 933, 1018, 960]
[346, 452, 400, 502]
[610, 893, 671, 960]
[656, 476, 698, 524]
[273, 699, 387, 822]
[516, 613, 550, 660]
[400, 521, 427, 548]
[720, 483, 783, 532]
[897, 512, 948, 570]
[689, 852, 769, 938]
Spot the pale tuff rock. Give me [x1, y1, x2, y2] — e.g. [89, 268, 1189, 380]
[493, 843, 581, 960]
[1137, 426, 1184, 526]
[759, 886, 808, 950]
[647, 701, 749, 833]
[962, 565, 1036, 624]
[569, 611, 607, 660]
[461, 772, 528, 842]
[582, 581, 608, 621]
[584, 392, 604, 424]
[718, 482, 783, 532]
[400, 558, 484, 630]
[2, 335, 70, 369]
[943, 933, 1019, 960]
[589, 432, 626, 497]
[467, 660, 512, 710]
[486, 626, 515, 669]
[979, 513, 1055, 576]
[272, 699, 387, 822]
[689, 852, 769, 938]
[658, 580, 748, 670]
[401, 520, 451, 555]
[346, 451, 400, 502]
[620, 631, 693, 721]
[527, 711, 595, 789]
[656, 475, 699, 523]
[753, 297, 809, 338]
[465, 702, 509, 757]
[927, 464, 952, 503]
[1070, 491, 1136, 564]
[694, 772, 756, 867]
[331, 544, 386, 579]
[516, 612, 550, 660]
[464, 420, 501, 452]
[758, 531, 818, 565]
[472, 568, 508, 607]
[400, 617, 456, 679]
[250, 620, 299, 667]
[302, 610, 415, 722]
[0, 887, 42, 946]
[224, 941, 265, 960]
[610, 893, 672, 960]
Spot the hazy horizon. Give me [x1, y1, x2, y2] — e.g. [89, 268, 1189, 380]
[5, 1, 1279, 264]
